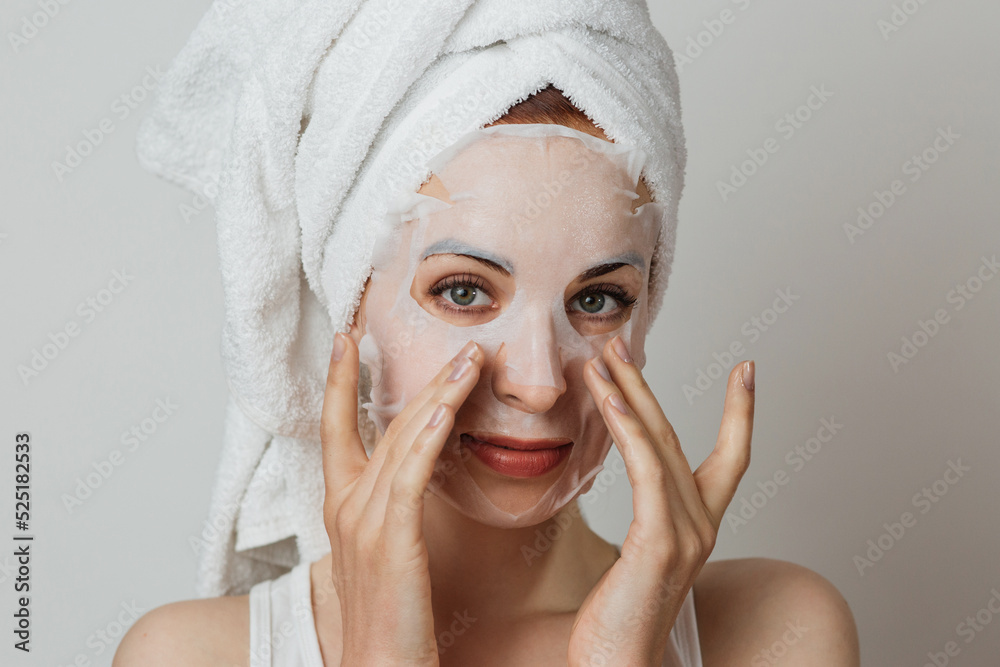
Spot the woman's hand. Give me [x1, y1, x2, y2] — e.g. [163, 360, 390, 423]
[320, 332, 484, 667]
[567, 335, 755, 667]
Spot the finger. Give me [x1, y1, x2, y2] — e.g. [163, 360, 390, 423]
[595, 336, 706, 521]
[384, 402, 454, 549]
[582, 357, 680, 530]
[379, 350, 482, 482]
[693, 360, 755, 530]
[321, 332, 367, 501]
[358, 343, 483, 522]
[365, 340, 481, 466]
[349, 340, 478, 500]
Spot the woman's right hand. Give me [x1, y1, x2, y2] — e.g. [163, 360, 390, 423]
[321, 332, 483, 666]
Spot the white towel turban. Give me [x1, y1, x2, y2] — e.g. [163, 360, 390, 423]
[136, 0, 685, 596]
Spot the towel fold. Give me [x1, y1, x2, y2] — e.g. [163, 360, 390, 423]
[136, 0, 685, 596]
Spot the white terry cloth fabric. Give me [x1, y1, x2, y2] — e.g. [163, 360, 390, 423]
[136, 0, 686, 597]
[247, 547, 703, 666]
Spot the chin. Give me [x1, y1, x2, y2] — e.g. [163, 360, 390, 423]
[428, 466, 586, 530]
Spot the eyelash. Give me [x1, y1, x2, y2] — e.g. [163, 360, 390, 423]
[425, 274, 638, 324]
[426, 273, 491, 317]
[578, 283, 639, 323]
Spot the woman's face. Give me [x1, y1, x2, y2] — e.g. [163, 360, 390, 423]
[355, 125, 662, 526]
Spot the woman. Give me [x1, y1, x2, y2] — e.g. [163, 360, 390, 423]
[115, 87, 859, 666]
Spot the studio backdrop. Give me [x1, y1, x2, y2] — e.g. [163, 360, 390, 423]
[2, 1, 998, 665]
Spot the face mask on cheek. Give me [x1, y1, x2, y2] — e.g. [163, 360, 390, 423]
[357, 123, 664, 528]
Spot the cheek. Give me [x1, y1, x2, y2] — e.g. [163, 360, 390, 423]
[361, 291, 456, 421]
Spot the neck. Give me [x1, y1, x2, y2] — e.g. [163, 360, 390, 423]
[421, 493, 617, 621]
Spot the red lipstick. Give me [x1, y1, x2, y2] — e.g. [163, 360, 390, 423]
[461, 432, 573, 478]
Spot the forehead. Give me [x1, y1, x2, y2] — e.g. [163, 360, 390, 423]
[413, 134, 658, 270]
[434, 133, 635, 213]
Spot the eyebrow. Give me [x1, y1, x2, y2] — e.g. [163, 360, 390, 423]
[419, 239, 645, 280]
[420, 239, 513, 276]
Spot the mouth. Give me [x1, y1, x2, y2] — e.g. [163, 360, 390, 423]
[460, 432, 573, 478]
[466, 432, 572, 450]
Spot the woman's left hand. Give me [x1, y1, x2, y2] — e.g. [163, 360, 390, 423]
[567, 335, 755, 667]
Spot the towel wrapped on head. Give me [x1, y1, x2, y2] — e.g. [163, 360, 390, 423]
[136, 0, 685, 596]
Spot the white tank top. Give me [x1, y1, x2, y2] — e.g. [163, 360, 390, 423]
[249, 551, 703, 667]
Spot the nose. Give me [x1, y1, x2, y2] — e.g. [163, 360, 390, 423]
[490, 307, 567, 414]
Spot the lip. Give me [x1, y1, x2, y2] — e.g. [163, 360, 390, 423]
[465, 432, 573, 451]
[461, 432, 573, 478]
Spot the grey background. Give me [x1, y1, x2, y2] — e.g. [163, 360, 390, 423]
[1, 1, 997, 665]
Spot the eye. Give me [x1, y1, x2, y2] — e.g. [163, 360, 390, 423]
[426, 273, 496, 316]
[569, 283, 638, 323]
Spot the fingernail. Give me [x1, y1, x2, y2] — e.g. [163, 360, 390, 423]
[612, 336, 632, 364]
[428, 403, 446, 428]
[332, 333, 346, 362]
[593, 357, 612, 382]
[447, 356, 472, 382]
[455, 340, 477, 360]
[741, 360, 755, 391]
[608, 392, 628, 415]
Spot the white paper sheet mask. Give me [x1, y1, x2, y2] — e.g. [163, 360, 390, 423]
[358, 123, 664, 527]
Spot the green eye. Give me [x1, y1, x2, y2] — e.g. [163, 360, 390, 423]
[578, 293, 606, 314]
[569, 283, 639, 322]
[449, 285, 478, 306]
[427, 273, 495, 316]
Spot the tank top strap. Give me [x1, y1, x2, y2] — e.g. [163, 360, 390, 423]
[663, 587, 704, 667]
[248, 561, 325, 667]
[248, 577, 273, 667]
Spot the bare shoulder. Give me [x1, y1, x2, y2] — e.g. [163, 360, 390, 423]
[692, 557, 860, 666]
[112, 594, 250, 667]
